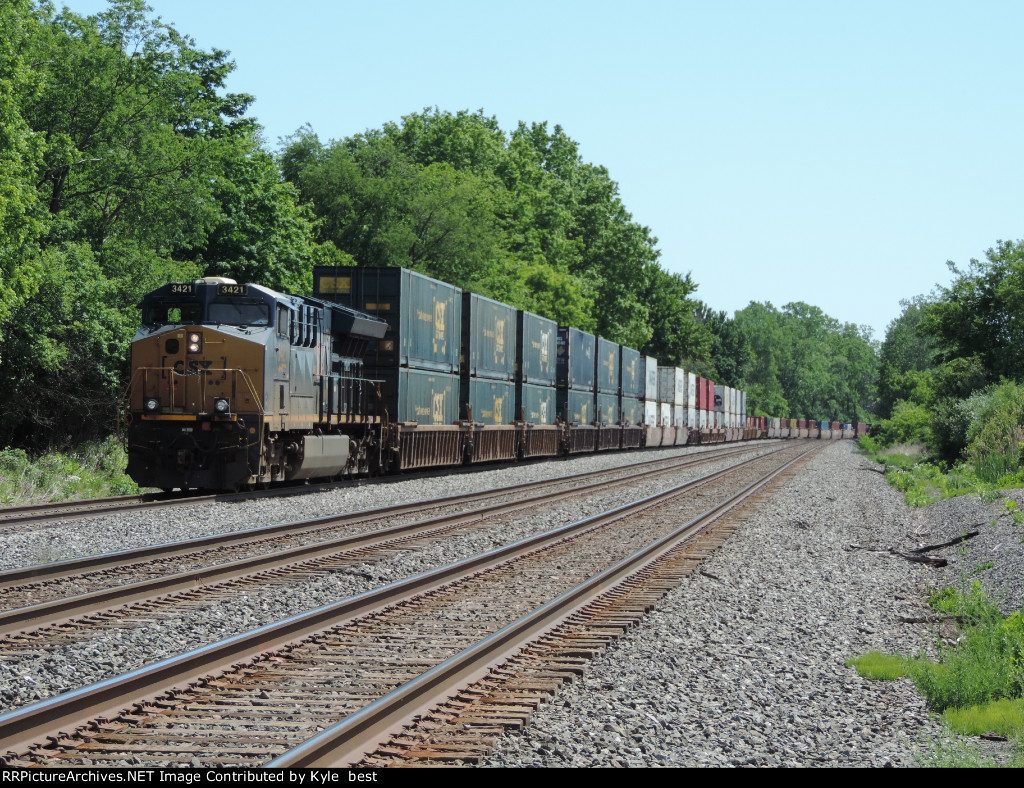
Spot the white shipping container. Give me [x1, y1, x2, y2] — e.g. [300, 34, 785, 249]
[659, 402, 672, 427]
[686, 372, 697, 409]
[658, 367, 686, 406]
[686, 407, 698, 429]
[644, 400, 658, 427]
[673, 405, 685, 428]
[644, 356, 658, 401]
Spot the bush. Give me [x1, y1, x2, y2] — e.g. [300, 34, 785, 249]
[964, 381, 1024, 483]
[872, 400, 933, 447]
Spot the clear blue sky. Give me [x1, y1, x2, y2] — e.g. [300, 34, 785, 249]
[61, 1, 1024, 340]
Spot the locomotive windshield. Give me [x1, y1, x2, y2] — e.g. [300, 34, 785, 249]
[208, 299, 270, 326]
[143, 300, 203, 326]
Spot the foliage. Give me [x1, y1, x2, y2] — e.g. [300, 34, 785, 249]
[872, 400, 933, 447]
[699, 300, 877, 421]
[908, 583, 1024, 712]
[0, 436, 139, 504]
[280, 110, 703, 352]
[877, 297, 936, 418]
[942, 699, 1024, 739]
[963, 381, 1024, 484]
[0, 0, 327, 447]
[922, 240, 1024, 382]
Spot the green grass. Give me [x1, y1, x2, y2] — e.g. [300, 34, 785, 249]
[850, 584, 1024, 766]
[943, 699, 1024, 739]
[0, 437, 140, 505]
[846, 650, 908, 680]
[858, 436, 1024, 509]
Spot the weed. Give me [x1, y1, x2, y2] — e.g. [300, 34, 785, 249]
[846, 651, 908, 680]
[970, 562, 996, 575]
[943, 699, 1024, 739]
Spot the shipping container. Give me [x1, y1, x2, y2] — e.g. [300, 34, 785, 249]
[556, 327, 596, 391]
[313, 266, 461, 374]
[673, 405, 685, 429]
[642, 356, 658, 401]
[597, 393, 620, 425]
[714, 385, 726, 412]
[658, 367, 686, 406]
[559, 387, 595, 425]
[620, 396, 643, 426]
[461, 292, 516, 381]
[686, 407, 699, 429]
[461, 378, 515, 424]
[686, 372, 697, 409]
[368, 367, 458, 424]
[596, 337, 620, 394]
[644, 400, 658, 426]
[620, 346, 643, 398]
[518, 383, 556, 425]
[659, 402, 672, 427]
[516, 310, 557, 386]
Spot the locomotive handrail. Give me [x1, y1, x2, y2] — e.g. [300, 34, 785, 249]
[119, 366, 266, 417]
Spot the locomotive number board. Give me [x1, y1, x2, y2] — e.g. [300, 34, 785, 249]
[217, 284, 248, 296]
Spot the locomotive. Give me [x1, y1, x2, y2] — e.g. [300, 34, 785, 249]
[123, 277, 387, 490]
[122, 269, 859, 492]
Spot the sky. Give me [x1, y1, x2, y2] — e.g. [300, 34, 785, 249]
[60, 0, 1024, 341]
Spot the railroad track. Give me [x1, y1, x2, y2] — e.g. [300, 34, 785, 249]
[0, 442, 822, 767]
[0, 444, 770, 644]
[0, 443, 773, 532]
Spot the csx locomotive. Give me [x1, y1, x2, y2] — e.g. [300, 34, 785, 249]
[124, 277, 387, 490]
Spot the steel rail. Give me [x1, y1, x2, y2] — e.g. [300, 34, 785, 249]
[0, 444, 803, 762]
[0, 444, 782, 637]
[268, 443, 822, 767]
[0, 444, 764, 592]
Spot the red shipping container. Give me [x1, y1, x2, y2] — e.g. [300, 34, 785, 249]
[831, 421, 840, 430]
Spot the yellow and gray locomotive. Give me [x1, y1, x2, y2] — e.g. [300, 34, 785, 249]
[123, 277, 387, 490]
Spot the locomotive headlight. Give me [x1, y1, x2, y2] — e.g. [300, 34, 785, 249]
[187, 332, 202, 353]
[144, 397, 160, 412]
[213, 397, 230, 414]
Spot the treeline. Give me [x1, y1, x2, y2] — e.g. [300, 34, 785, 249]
[696, 302, 877, 422]
[0, 0, 878, 450]
[875, 240, 1024, 482]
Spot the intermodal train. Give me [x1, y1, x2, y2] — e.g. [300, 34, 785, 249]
[122, 267, 865, 491]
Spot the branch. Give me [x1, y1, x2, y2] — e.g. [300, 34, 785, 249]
[910, 530, 980, 554]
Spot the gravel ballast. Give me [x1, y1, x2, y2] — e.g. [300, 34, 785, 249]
[3, 439, 1021, 766]
[481, 441, 1022, 767]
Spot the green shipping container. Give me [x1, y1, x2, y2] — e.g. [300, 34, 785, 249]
[462, 293, 516, 381]
[620, 347, 642, 398]
[518, 383, 556, 425]
[366, 367, 458, 424]
[558, 387, 596, 425]
[313, 266, 461, 374]
[517, 310, 558, 386]
[597, 392, 619, 424]
[462, 378, 516, 424]
[596, 338, 619, 394]
[620, 396, 642, 426]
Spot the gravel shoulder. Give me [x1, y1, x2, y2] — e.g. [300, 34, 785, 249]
[483, 440, 1021, 767]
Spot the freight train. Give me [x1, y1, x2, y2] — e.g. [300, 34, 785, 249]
[122, 268, 864, 491]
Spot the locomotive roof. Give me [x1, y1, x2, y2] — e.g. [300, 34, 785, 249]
[141, 279, 387, 340]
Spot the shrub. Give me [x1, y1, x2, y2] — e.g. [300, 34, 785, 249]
[873, 400, 933, 447]
[965, 381, 1024, 483]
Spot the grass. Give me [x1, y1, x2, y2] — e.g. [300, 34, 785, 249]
[848, 584, 1024, 766]
[858, 435, 1023, 509]
[0, 437, 140, 505]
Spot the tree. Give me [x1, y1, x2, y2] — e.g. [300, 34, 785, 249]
[921, 240, 1024, 384]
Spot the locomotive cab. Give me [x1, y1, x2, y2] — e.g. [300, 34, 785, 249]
[124, 278, 387, 491]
